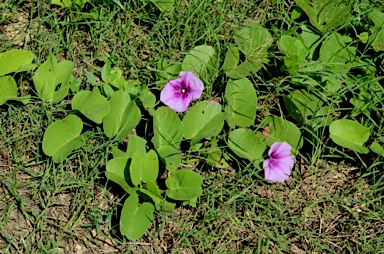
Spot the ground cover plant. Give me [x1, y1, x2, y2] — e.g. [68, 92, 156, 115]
[1, 0, 384, 253]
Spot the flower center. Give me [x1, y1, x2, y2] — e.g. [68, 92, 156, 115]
[181, 88, 186, 94]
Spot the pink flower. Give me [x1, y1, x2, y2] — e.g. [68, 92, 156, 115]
[263, 141, 294, 183]
[160, 71, 204, 112]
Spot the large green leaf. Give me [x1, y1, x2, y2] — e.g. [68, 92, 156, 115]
[72, 90, 111, 124]
[329, 119, 370, 154]
[263, 117, 303, 152]
[228, 128, 266, 163]
[152, 107, 184, 149]
[224, 23, 273, 79]
[106, 157, 136, 195]
[127, 135, 147, 158]
[165, 170, 203, 201]
[182, 45, 217, 79]
[103, 90, 141, 140]
[318, 33, 356, 71]
[120, 193, 154, 241]
[295, 0, 351, 34]
[182, 100, 225, 145]
[42, 115, 84, 163]
[130, 150, 159, 186]
[225, 78, 257, 128]
[33, 55, 74, 103]
[0, 50, 36, 77]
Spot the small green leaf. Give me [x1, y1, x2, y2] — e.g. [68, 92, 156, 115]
[120, 193, 154, 241]
[139, 89, 156, 109]
[228, 128, 266, 163]
[42, 115, 84, 163]
[370, 141, 384, 157]
[166, 170, 203, 201]
[157, 146, 181, 173]
[152, 107, 184, 149]
[130, 150, 159, 186]
[225, 78, 257, 128]
[72, 90, 111, 124]
[182, 100, 225, 145]
[103, 90, 141, 140]
[149, 0, 174, 12]
[368, 11, 384, 52]
[329, 119, 370, 154]
[0, 50, 36, 77]
[106, 157, 136, 194]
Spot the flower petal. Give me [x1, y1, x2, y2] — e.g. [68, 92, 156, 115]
[180, 71, 204, 100]
[264, 158, 292, 182]
[269, 141, 292, 159]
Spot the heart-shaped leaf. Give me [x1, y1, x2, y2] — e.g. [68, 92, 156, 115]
[182, 100, 225, 145]
[157, 146, 181, 173]
[0, 50, 36, 77]
[225, 78, 257, 128]
[42, 115, 84, 163]
[72, 90, 111, 124]
[329, 119, 370, 154]
[295, 0, 351, 34]
[228, 128, 267, 163]
[120, 193, 154, 241]
[152, 106, 184, 149]
[166, 170, 203, 201]
[263, 117, 303, 152]
[33, 55, 74, 103]
[103, 90, 141, 140]
[130, 150, 159, 186]
[106, 157, 136, 195]
[182, 45, 217, 79]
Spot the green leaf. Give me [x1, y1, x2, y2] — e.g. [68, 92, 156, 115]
[263, 117, 303, 152]
[0, 76, 17, 105]
[130, 150, 159, 186]
[329, 119, 370, 154]
[72, 90, 111, 124]
[120, 193, 154, 241]
[283, 89, 324, 125]
[103, 90, 141, 140]
[42, 115, 84, 163]
[166, 170, 203, 201]
[139, 89, 156, 109]
[127, 135, 147, 158]
[368, 11, 384, 52]
[225, 23, 272, 79]
[295, 0, 351, 34]
[370, 141, 384, 157]
[228, 128, 267, 163]
[225, 78, 257, 128]
[152, 107, 184, 149]
[318, 33, 356, 71]
[149, 0, 174, 12]
[182, 100, 225, 145]
[157, 146, 181, 173]
[182, 45, 217, 79]
[106, 157, 136, 195]
[33, 55, 74, 103]
[157, 58, 182, 81]
[0, 50, 36, 77]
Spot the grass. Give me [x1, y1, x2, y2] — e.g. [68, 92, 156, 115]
[1, 0, 384, 253]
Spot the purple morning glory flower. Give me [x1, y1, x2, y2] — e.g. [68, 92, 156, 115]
[160, 71, 204, 112]
[263, 141, 294, 183]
